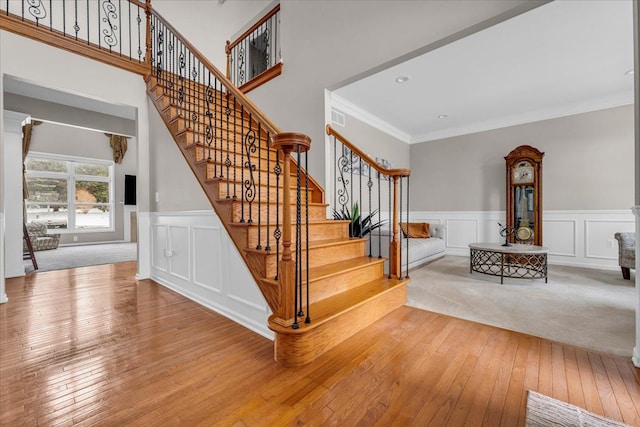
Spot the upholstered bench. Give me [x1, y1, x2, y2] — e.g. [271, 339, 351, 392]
[370, 222, 446, 272]
[614, 232, 635, 280]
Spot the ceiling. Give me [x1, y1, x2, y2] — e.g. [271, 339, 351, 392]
[332, 0, 634, 144]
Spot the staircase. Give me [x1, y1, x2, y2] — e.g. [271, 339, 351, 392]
[145, 64, 409, 365]
[1, 0, 411, 367]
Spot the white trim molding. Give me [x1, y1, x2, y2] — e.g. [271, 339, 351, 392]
[631, 206, 640, 367]
[331, 94, 411, 143]
[0, 212, 7, 304]
[410, 209, 635, 270]
[146, 210, 273, 339]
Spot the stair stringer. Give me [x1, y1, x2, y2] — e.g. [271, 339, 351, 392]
[146, 85, 285, 316]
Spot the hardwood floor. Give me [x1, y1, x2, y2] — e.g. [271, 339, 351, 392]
[1, 262, 639, 426]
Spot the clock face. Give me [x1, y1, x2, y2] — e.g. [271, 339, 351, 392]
[513, 163, 534, 184]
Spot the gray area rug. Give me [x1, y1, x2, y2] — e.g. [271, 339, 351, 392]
[407, 256, 635, 356]
[525, 390, 631, 426]
[25, 243, 137, 273]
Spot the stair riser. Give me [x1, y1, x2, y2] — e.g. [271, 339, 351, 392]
[173, 122, 270, 148]
[161, 99, 247, 122]
[203, 159, 279, 185]
[272, 283, 407, 367]
[228, 201, 327, 223]
[215, 181, 314, 204]
[200, 152, 285, 178]
[254, 240, 367, 279]
[303, 262, 385, 304]
[189, 142, 278, 167]
[235, 222, 349, 250]
[168, 112, 266, 137]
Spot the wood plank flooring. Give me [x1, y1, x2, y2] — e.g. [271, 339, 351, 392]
[1, 261, 639, 426]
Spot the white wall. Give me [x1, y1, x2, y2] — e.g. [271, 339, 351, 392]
[410, 105, 634, 212]
[3, 111, 29, 278]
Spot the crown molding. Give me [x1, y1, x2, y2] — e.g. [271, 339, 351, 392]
[330, 94, 411, 143]
[411, 95, 634, 144]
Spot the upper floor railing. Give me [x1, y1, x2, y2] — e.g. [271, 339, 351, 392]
[0, 0, 149, 75]
[326, 124, 411, 279]
[225, 4, 282, 93]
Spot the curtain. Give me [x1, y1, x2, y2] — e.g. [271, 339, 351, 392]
[107, 133, 128, 164]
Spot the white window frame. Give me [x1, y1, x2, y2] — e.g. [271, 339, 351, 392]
[25, 152, 115, 233]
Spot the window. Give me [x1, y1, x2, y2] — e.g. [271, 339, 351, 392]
[25, 153, 115, 232]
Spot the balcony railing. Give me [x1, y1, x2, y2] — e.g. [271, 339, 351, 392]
[0, 0, 149, 75]
[225, 4, 282, 94]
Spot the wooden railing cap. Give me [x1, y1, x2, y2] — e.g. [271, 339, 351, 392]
[272, 132, 311, 153]
[326, 124, 410, 177]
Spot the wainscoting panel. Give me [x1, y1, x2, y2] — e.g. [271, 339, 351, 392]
[168, 225, 190, 281]
[445, 219, 478, 249]
[410, 210, 635, 270]
[585, 219, 635, 260]
[148, 211, 272, 339]
[151, 224, 168, 272]
[192, 226, 222, 292]
[544, 220, 576, 257]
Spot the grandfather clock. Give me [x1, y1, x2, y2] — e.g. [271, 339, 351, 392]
[505, 145, 544, 246]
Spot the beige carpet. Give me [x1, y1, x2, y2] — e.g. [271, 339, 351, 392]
[525, 391, 631, 426]
[406, 256, 635, 357]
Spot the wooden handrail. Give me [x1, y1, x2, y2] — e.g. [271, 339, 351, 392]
[225, 4, 281, 53]
[151, 9, 281, 138]
[326, 124, 410, 177]
[129, 0, 147, 8]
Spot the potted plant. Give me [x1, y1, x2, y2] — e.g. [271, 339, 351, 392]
[332, 202, 384, 238]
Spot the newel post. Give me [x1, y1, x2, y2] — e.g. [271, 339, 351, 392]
[271, 132, 311, 326]
[144, 0, 152, 74]
[389, 175, 401, 277]
[225, 40, 231, 81]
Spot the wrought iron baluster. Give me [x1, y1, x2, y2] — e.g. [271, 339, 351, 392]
[224, 90, 231, 180]
[233, 97, 237, 199]
[256, 122, 262, 249]
[119, 0, 122, 56]
[399, 176, 403, 280]
[226, 90, 232, 190]
[377, 173, 382, 258]
[358, 156, 363, 238]
[296, 146, 303, 319]
[97, 0, 100, 48]
[333, 135, 338, 211]
[205, 73, 214, 162]
[388, 176, 392, 279]
[74, 0, 79, 40]
[136, 3, 142, 61]
[274, 150, 281, 280]
[405, 176, 410, 279]
[265, 130, 271, 252]
[304, 149, 310, 324]
[62, 0, 65, 35]
[367, 164, 373, 256]
[212, 77, 218, 177]
[240, 106, 245, 222]
[49, 0, 51, 31]
[243, 115, 257, 225]
[85, 0, 88, 45]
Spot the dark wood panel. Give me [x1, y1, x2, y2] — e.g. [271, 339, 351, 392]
[1, 262, 639, 426]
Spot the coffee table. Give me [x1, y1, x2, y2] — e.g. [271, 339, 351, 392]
[469, 242, 549, 284]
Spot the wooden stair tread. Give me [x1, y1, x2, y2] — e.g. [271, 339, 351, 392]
[216, 198, 327, 208]
[243, 237, 366, 255]
[268, 277, 408, 333]
[228, 219, 348, 228]
[262, 256, 386, 286]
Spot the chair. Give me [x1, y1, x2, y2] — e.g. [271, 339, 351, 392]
[614, 232, 635, 280]
[23, 221, 61, 252]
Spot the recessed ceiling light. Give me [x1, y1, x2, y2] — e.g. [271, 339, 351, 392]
[437, 114, 448, 119]
[395, 76, 409, 84]
[625, 69, 634, 75]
